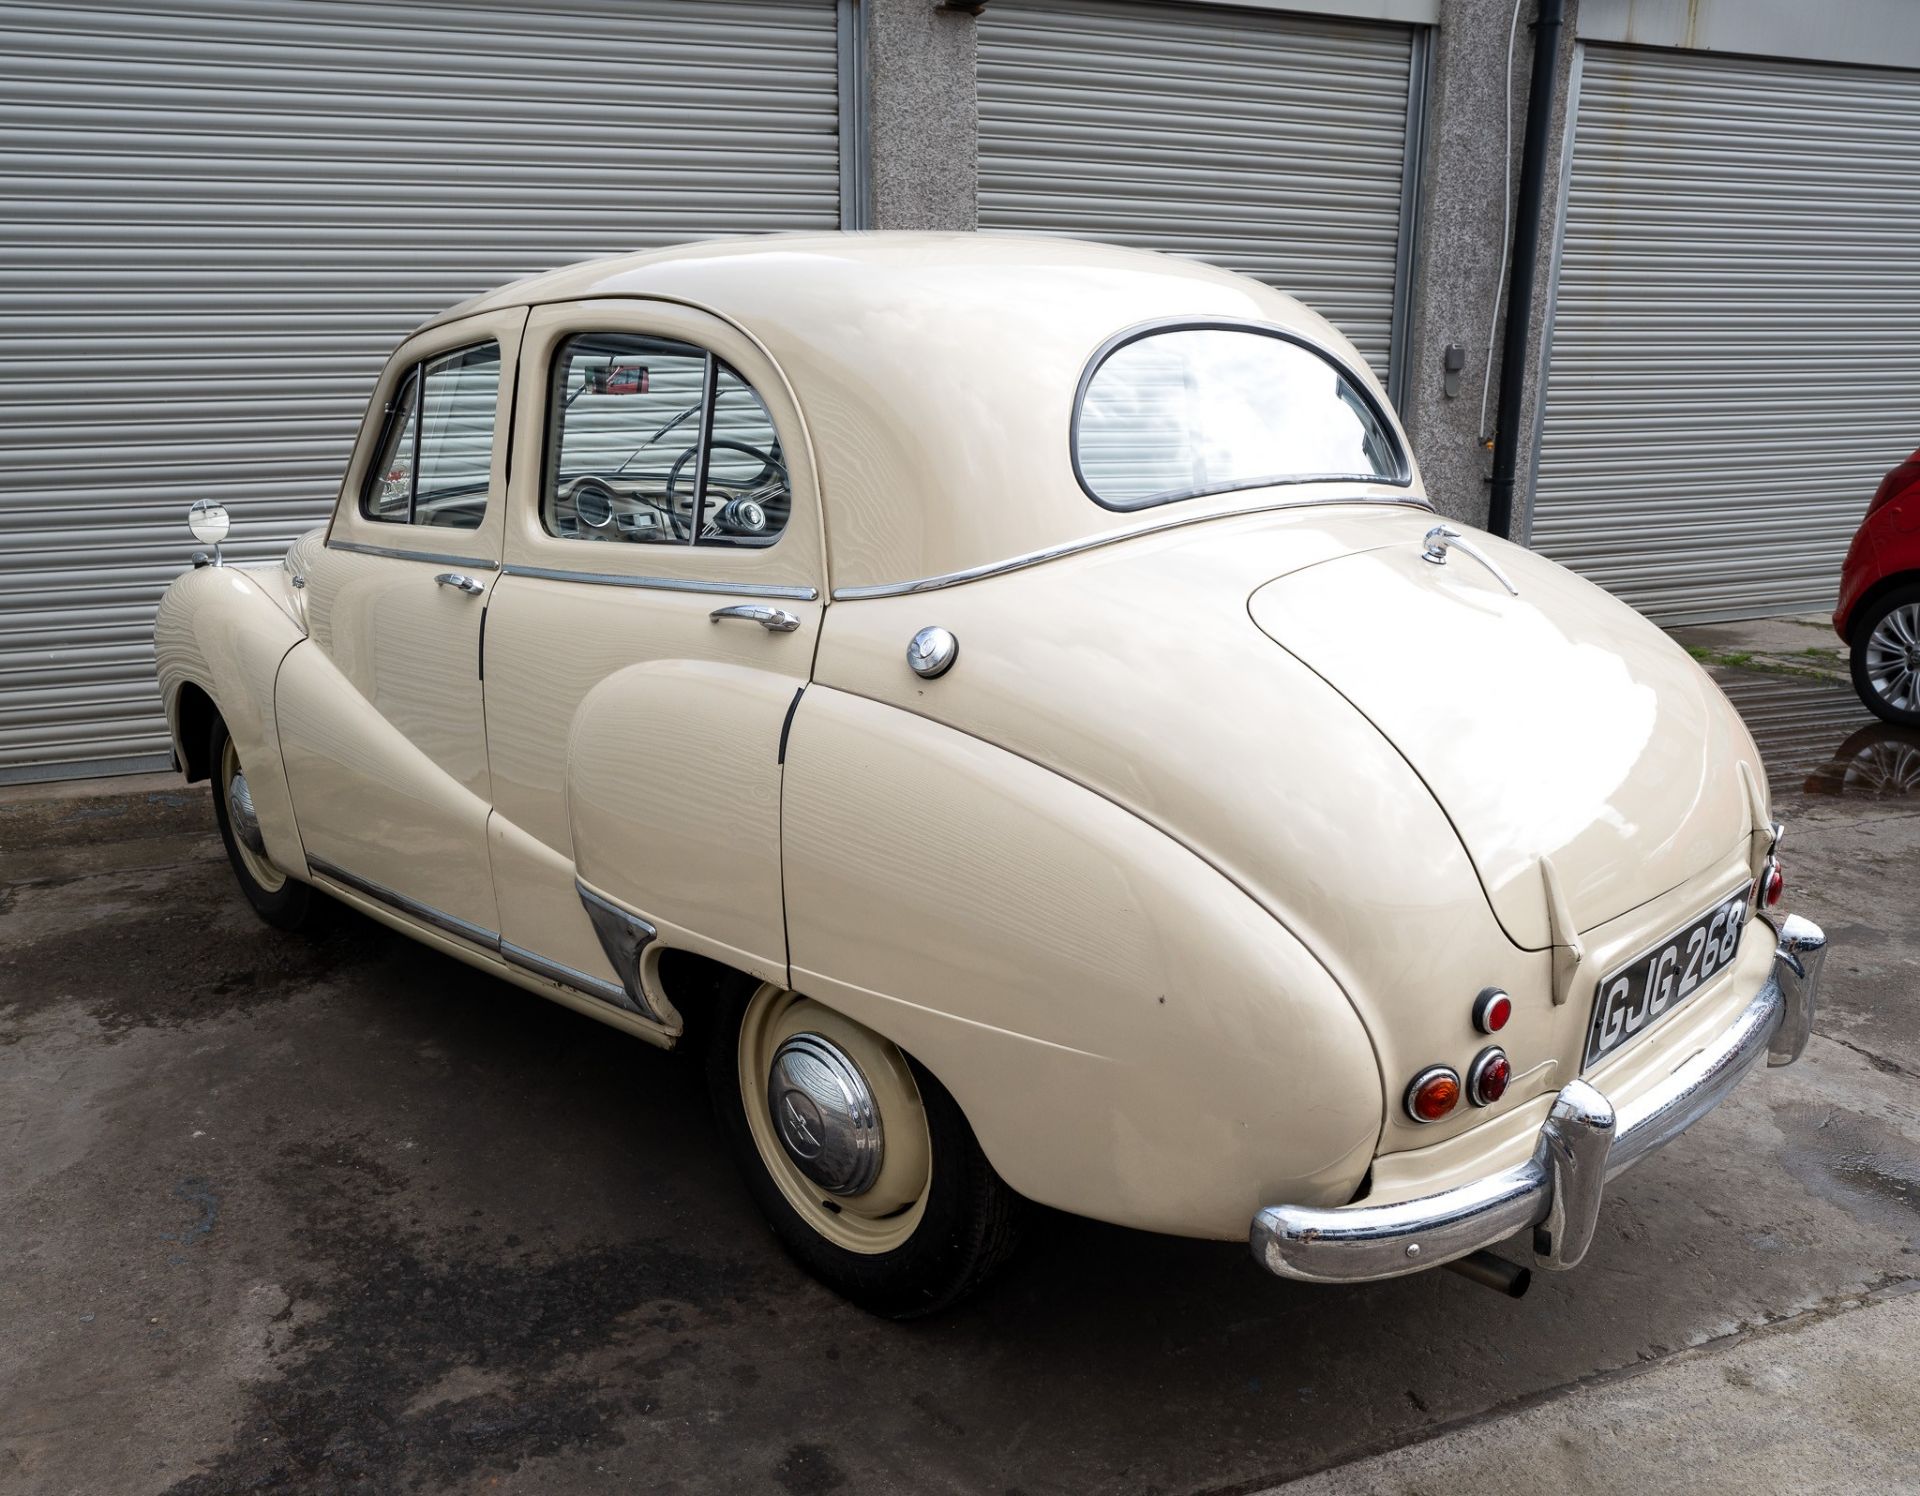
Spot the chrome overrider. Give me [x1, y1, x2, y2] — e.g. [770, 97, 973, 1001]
[1251, 913, 1827, 1284]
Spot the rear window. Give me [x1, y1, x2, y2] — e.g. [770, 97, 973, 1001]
[1072, 324, 1405, 510]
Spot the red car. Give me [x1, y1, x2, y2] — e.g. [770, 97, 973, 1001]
[1836, 445, 1920, 726]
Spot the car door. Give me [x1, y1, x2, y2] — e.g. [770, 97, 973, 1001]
[481, 299, 825, 1022]
[276, 308, 526, 937]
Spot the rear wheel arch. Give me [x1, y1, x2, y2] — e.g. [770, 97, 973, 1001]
[779, 685, 1386, 1237]
[702, 973, 1025, 1317]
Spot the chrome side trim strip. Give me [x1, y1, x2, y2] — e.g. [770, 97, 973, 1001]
[307, 856, 500, 948]
[831, 496, 1438, 600]
[327, 540, 502, 570]
[503, 564, 817, 602]
[500, 940, 632, 1010]
[308, 856, 668, 1021]
[576, 880, 680, 1029]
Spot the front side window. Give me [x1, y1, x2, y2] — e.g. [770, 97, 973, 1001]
[546, 333, 790, 549]
[361, 341, 500, 529]
[1073, 325, 1404, 510]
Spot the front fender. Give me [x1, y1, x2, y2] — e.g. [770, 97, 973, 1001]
[154, 565, 308, 878]
[780, 686, 1383, 1241]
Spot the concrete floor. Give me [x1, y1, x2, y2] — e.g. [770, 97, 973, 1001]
[3, 665, 1918, 1496]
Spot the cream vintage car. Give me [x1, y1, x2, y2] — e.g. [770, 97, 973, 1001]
[155, 234, 1827, 1316]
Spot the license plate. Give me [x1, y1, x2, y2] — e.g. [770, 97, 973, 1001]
[1584, 884, 1753, 1070]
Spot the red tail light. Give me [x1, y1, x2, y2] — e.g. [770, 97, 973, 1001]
[1473, 988, 1512, 1034]
[1406, 1066, 1462, 1123]
[1764, 861, 1785, 908]
[1468, 1048, 1512, 1107]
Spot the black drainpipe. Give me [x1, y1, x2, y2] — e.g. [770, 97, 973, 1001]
[1486, 0, 1566, 541]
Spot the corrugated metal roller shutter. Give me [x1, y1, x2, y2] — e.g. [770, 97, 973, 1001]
[1532, 45, 1920, 623]
[977, 0, 1415, 381]
[0, 0, 842, 779]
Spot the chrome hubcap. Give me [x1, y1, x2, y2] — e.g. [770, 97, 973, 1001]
[767, 1033, 884, 1197]
[1865, 603, 1920, 711]
[226, 769, 267, 856]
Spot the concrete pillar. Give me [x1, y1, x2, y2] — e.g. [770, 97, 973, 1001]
[1401, 0, 1579, 532]
[861, 0, 979, 230]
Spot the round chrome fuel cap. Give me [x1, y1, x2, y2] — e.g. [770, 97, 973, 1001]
[767, 1033, 885, 1196]
[906, 626, 958, 679]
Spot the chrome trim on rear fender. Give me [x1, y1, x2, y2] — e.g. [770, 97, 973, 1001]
[577, 881, 679, 1029]
[830, 497, 1436, 600]
[1250, 913, 1826, 1285]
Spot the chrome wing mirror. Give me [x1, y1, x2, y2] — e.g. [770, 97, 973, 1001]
[188, 500, 230, 567]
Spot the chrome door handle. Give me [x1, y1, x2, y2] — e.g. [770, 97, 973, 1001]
[709, 604, 801, 633]
[434, 572, 485, 596]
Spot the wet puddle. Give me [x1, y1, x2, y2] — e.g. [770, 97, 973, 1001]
[1707, 670, 1920, 799]
[1775, 1101, 1920, 1245]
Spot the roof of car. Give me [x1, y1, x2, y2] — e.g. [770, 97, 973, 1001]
[429, 231, 1304, 324]
[425, 233, 1418, 593]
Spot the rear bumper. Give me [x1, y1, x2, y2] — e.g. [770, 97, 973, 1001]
[1251, 913, 1827, 1284]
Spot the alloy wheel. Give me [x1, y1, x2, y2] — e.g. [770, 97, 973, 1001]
[1864, 601, 1920, 713]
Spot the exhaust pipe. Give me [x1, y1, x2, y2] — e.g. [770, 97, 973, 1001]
[1444, 1249, 1532, 1298]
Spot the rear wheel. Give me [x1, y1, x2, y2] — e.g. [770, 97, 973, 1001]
[1850, 581, 1920, 728]
[209, 714, 312, 930]
[706, 980, 1024, 1317]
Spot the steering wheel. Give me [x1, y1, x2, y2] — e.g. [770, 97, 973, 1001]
[664, 439, 786, 530]
[561, 474, 620, 530]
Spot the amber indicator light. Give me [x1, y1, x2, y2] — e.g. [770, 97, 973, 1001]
[1406, 1067, 1462, 1123]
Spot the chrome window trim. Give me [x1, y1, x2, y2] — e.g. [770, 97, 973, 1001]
[327, 540, 501, 570]
[360, 339, 503, 529]
[503, 563, 817, 602]
[308, 856, 500, 947]
[499, 940, 631, 1010]
[542, 334, 792, 556]
[1069, 316, 1415, 512]
[830, 495, 1435, 601]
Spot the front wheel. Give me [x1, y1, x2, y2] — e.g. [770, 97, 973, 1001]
[209, 714, 313, 930]
[1850, 580, 1920, 728]
[706, 982, 1024, 1318]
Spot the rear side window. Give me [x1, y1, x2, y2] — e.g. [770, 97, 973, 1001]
[362, 341, 500, 529]
[1073, 324, 1405, 510]
[545, 333, 790, 549]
